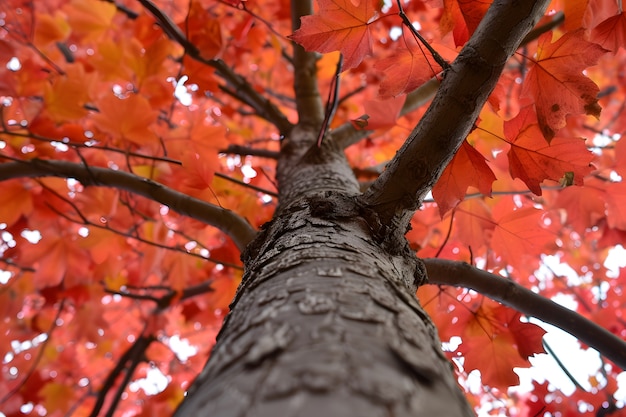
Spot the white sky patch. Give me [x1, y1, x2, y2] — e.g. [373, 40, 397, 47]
[20, 229, 42, 244]
[605, 245, 626, 278]
[169, 335, 197, 361]
[129, 367, 169, 395]
[6, 57, 21, 71]
[172, 75, 193, 106]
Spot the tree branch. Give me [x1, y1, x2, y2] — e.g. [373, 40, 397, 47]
[423, 258, 626, 370]
[359, 0, 550, 232]
[0, 160, 257, 251]
[137, 0, 293, 135]
[290, 0, 325, 127]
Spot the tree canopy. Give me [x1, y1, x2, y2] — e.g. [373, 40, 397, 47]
[1, 0, 625, 416]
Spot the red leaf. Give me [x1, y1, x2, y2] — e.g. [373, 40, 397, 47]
[491, 204, 554, 263]
[289, 0, 377, 69]
[505, 107, 593, 194]
[591, 12, 626, 53]
[457, 301, 532, 389]
[357, 95, 405, 130]
[184, 1, 223, 59]
[440, 0, 491, 46]
[522, 29, 607, 140]
[432, 140, 496, 216]
[554, 186, 606, 233]
[375, 42, 455, 97]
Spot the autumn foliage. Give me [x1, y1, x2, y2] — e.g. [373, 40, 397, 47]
[0, 0, 625, 416]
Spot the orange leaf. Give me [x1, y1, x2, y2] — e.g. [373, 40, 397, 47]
[505, 107, 593, 194]
[44, 63, 95, 122]
[522, 29, 607, 140]
[289, 0, 377, 69]
[63, 0, 117, 40]
[38, 382, 75, 413]
[432, 140, 496, 216]
[91, 93, 159, 147]
[33, 11, 70, 48]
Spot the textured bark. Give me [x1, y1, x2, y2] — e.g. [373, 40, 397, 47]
[175, 1, 552, 415]
[175, 108, 473, 416]
[174, 193, 473, 417]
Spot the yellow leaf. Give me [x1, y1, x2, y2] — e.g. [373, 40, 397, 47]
[38, 382, 75, 413]
[44, 64, 94, 122]
[64, 0, 116, 40]
[34, 11, 70, 48]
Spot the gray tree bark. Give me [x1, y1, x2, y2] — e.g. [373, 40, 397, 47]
[175, 126, 473, 416]
[175, 1, 550, 416]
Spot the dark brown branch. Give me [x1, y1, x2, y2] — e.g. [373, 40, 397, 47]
[359, 0, 551, 236]
[423, 258, 626, 370]
[89, 331, 155, 417]
[220, 144, 280, 159]
[0, 159, 257, 251]
[104, 280, 215, 309]
[137, 0, 293, 134]
[290, 0, 325, 127]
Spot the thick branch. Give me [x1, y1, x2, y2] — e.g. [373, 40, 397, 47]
[0, 160, 257, 251]
[291, 0, 325, 127]
[359, 0, 550, 231]
[423, 258, 626, 370]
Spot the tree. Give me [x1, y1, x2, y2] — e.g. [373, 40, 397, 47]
[1, 0, 625, 415]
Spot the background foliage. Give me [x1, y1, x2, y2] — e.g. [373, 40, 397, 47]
[1, 0, 625, 415]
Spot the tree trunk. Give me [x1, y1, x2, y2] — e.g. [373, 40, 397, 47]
[175, 1, 552, 414]
[175, 126, 474, 416]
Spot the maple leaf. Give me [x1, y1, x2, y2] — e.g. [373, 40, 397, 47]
[490, 199, 555, 265]
[375, 41, 456, 98]
[0, 179, 34, 227]
[432, 140, 496, 216]
[355, 96, 405, 130]
[454, 198, 495, 251]
[522, 29, 608, 141]
[289, 0, 378, 69]
[505, 107, 594, 194]
[591, 12, 626, 53]
[457, 301, 535, 389]
[33, 11, 70, 48]
[184, 1, 223, 60]
[63, 0, 117, 40]
[43, 63, 95, 123]
[554, 186, 606, 233]
[439, 0, 491, 46]
[91, 93, 159, 147]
